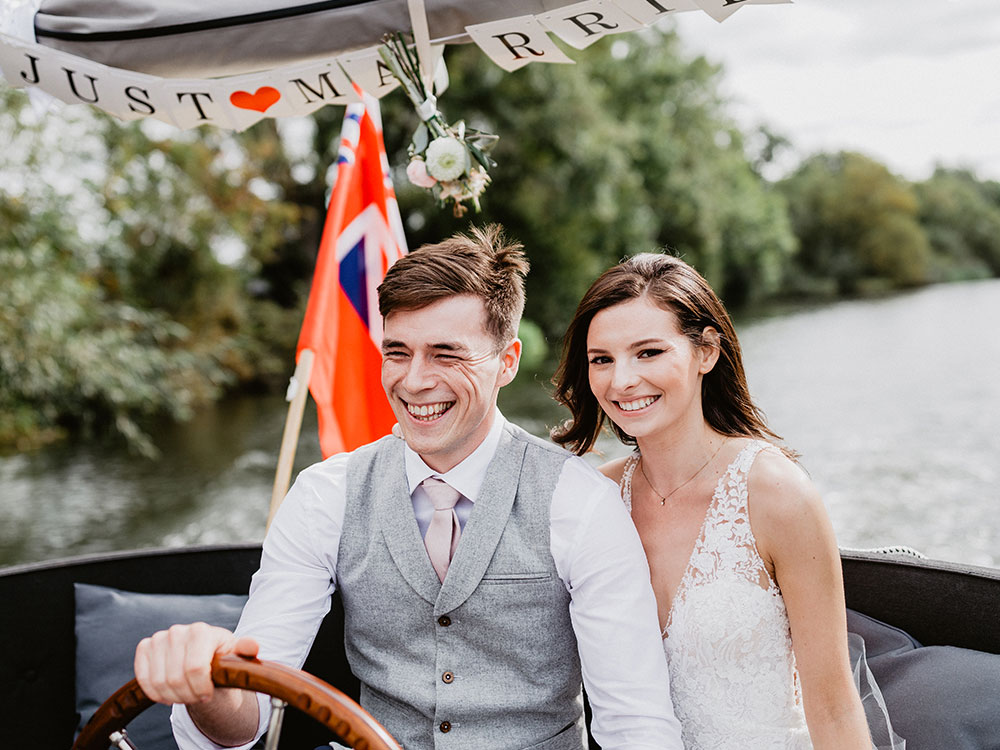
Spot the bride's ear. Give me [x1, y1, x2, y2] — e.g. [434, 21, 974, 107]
[698, 327, 722, 374]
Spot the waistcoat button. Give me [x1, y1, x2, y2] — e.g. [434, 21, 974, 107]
[442, 670, 454, 683]
[439, 721, 451, 733]
[437, 615, 451, 627]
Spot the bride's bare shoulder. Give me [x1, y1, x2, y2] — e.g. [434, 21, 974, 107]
[747, 447, 829, 549]
[597, 455, 630, 484]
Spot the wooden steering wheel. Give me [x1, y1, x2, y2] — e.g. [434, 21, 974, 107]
[72, 653, 402, 750]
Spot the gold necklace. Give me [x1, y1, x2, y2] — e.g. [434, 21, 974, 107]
[639, 442, 724, 506]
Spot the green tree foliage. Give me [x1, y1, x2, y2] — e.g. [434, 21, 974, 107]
[0, 86, 302, 452]
[914, 168, 1000, 279]
[0, 193, 227, 455]
[91, 118, 312, 386]
[777, 152, 933, 295]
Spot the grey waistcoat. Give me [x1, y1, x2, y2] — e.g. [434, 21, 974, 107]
[338, 422, 587, 750]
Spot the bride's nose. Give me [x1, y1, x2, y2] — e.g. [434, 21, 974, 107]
[610, 360, 640, 391]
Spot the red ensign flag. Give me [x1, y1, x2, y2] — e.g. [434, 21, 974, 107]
[297, 87, 408, 457]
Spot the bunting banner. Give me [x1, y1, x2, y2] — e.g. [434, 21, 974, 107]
[297, 86, 408, 457]
[0, 0, 788, 130]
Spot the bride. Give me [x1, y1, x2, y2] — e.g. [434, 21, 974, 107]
[551, 252, 900, 749]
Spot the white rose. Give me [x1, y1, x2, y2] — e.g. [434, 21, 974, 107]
[406, 158, 437, 188]
[424, 137, 468, 182]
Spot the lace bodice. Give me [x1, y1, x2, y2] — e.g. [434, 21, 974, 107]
[622, 440, 812, 749]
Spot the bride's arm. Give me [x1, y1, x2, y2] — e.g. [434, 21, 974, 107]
[749, 452, 872, 750]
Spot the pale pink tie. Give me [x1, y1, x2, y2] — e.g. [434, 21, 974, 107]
[421, 477, 462, 582]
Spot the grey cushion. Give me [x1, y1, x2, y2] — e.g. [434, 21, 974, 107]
[848, 609, 1000, 750]
[74, 583, 247, 749]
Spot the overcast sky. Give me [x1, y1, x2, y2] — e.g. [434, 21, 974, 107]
[670, 0, 1000, 181]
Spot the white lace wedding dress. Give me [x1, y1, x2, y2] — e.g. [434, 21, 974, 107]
[622, 440, 813, 749]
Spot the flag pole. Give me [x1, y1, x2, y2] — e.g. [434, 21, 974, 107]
[267, 348, 315, 530]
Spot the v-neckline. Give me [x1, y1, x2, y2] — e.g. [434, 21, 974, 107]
[660, 470, 726, 638]
[626, 441, 758, 639]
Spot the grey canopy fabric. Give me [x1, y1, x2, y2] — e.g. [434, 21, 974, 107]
[34, 0, 582, 77]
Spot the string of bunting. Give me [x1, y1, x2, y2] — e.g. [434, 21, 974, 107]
[0, 0, 786, 132]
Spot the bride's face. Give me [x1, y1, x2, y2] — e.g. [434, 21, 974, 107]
[586, 296, 718, 441]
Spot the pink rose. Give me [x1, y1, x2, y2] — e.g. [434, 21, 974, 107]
[406, 158, 437, 188]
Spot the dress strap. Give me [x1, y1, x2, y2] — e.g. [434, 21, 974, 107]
[712, 439, 772, 523]
[733, 439, 771, 481]
[717, 439, 771, 509]
[692, 439, 781, 596]
[619, 450, 640, 514]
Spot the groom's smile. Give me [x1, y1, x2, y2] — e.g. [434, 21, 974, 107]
[403, 400, 455, 421]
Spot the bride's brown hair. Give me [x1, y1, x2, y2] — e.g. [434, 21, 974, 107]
[550, 253, 787, 456]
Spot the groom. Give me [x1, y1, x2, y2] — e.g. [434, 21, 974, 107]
[135, 225, 682, 750]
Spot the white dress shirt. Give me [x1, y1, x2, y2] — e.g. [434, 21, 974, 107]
[173, 412, 682, 749]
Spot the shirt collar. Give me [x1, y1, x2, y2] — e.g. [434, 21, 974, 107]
[404, 409, 506, 502]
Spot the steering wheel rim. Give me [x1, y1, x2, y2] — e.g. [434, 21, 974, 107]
[72, 653, 401, 750]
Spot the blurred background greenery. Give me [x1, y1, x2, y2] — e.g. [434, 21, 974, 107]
[2, 28, 999, 457]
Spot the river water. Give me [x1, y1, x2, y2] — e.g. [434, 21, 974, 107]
[1, 279, 998, 569]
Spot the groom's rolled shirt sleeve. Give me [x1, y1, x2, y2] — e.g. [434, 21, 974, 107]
[550, 457, 684, 750]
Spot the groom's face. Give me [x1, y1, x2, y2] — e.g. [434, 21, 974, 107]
[381, 294, 521, 473]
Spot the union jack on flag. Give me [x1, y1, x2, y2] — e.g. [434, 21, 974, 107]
[297, 85, 407, 457]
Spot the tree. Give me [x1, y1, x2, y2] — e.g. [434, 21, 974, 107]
[17, 29, 958, 452]
[0, 189, 227, 455]
[0, 85, 290, 452]
[915, 168, 1000, 279]
[778, 152, 933, 294]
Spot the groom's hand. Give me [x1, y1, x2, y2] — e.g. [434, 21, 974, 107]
[134, 622, 258, 705]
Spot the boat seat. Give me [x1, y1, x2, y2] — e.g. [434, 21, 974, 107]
[849, 609, 1000, 750]
[73, 583, 248, 748]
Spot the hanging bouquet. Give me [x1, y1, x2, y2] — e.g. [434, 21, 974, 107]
[379, 32, 498, 217]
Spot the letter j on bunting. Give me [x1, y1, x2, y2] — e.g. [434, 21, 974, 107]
[297, 85, 408, 457]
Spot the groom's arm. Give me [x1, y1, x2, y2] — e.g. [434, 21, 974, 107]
[550, 458, 684, 750]
[169, 455, 348, 749]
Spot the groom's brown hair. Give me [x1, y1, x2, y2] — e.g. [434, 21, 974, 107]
[377, 224, 528, 350]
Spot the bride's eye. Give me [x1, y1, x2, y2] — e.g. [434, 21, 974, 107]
[589, 354, 612, 365]
[638, 348, 664, 359]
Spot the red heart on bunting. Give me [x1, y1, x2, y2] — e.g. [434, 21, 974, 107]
[229, 87, 281, 113]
